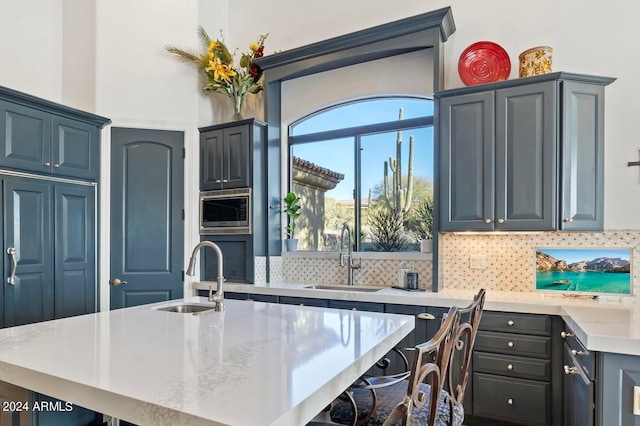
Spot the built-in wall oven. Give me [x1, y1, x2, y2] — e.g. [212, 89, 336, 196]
[200, 188, 251, 234]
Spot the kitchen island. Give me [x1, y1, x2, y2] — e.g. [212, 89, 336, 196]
[0, 297, 414, 425]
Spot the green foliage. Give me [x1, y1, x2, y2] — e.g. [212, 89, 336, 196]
[283, 192, 301, 238]
[368, 209, 408, 252]
[408, 196, 434, 240]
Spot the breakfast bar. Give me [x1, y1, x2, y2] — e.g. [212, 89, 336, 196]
[0, 298, 414, 425]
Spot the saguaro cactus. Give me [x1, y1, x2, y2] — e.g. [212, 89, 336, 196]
[383, 108, 414, 223]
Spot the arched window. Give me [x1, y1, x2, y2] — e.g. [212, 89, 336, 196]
[288, 97, 433, 252]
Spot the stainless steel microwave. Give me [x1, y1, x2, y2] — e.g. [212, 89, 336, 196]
[200, 188, 251, 234]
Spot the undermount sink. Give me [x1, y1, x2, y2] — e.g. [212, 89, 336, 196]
[305, 285, 382, 293]
[156, 303, 216, 314]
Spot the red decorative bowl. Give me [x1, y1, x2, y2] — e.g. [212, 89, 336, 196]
[458, 41, 511, 86]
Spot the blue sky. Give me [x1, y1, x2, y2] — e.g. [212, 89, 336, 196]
[539, 248, 631, 264]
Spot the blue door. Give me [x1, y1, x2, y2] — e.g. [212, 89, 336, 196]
[110, 128, 184, 309]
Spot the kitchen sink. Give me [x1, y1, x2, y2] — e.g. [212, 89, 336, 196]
[156, 303, 216, 313]
[305, 285, 382, 292]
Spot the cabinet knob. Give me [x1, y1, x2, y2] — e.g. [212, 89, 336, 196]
[507, 341, 514, 348]
[564, 365, 577, 375]
[507, 398, 514, 406]
[351, 307, 357, 311]
[563, 218, 574, 223]
[507, 320, 514, 326]
[497, 218, 505, 224]
[53, 163, 60, 168]
[417, 313, 435, 321]
[507, 364, 514, 370]
[215, 179, 222, 183]
[560, 331, 574, 339]
[222, 179, 228, 183]
[44, 162, 51, 167]
[484, 219, 492, 224]
[571, 349, 586, 357]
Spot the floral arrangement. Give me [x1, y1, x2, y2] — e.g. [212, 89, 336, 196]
[166, 27, 268, 120]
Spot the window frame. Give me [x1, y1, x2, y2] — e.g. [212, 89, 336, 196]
[288, 97, 434, 251]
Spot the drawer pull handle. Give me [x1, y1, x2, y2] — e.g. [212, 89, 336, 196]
[507, 364, 514, 370]
[507, 398, 514, 406]
[417, 313, 435, 321]
[560, 331, 574, 339]
[564, 365, 577, 375]
[484, 218, 492, 224]
[351, 308, 357, 311]
[507, 320, 514, 326]
[571, 349, 586, 357]
[507, 341, 514, 348]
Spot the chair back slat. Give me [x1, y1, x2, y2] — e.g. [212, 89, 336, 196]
[446, 288, 486, 423]
[393, 306, 460, 426]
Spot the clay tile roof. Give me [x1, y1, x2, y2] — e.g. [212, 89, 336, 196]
[292, 156, 345, 181]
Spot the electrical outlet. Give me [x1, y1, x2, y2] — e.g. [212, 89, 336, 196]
[470, 254, 487, 270]
[634, 386, 640, 415]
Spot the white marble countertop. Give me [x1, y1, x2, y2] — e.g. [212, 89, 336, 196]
[0, 297, 414, 426]
[195, 281, 640, 356]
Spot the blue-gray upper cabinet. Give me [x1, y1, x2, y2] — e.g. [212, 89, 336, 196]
[0, 98, 104, 181]
[199, 119, 266, 190]
[437, 72, 615, 232]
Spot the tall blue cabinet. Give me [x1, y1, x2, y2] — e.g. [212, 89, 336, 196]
[0, 86, 110, 327]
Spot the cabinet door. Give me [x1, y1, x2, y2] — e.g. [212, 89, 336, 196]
[54, 184, 96, 318]
[563, 343, 594, 426]
[3, 178, 54, 327]
[200, 129, 225, 190]
[201, 235, 254, 284]
[559, 82, 605, 231]
[51, 116, 99, 180]
[222, 125, 250, 188]
[439, 91, 495, 231]
[495, 82, 557, 230]
[0, 100, 51, 174]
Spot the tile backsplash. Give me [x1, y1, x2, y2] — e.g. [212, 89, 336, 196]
[274, 254, 433, 290]
[440, 230, 640, 294]
[260, 230, 639, 296]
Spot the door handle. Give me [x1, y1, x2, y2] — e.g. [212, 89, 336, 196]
[6, 247, 17, 285]
[111, 278, 127, 287]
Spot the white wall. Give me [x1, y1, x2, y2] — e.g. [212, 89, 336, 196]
[0, 0, 63, 102]
[228, 0, 640, 230]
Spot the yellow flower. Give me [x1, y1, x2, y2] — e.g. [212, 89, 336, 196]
[209, 41, 217, 51]
[205, 57, 237, 82]
[250, 43, 259, 52]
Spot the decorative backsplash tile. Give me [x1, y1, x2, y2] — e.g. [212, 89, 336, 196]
[255, 257, 267, 283]
[268, 256, 283, 282]
[440, 231, 640, 294]
[280, 255, 433, 290]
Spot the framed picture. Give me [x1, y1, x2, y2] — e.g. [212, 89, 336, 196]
[535, 247, 633, 296]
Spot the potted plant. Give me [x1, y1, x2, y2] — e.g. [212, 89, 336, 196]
[283, 192, 301, 251]
[413, 197, 434, 253]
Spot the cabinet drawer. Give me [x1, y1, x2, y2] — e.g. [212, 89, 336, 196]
[480, 311, 551, 336]
[279, 296, 328, 307]
[473, 372, 550, 425]
[475, 331, 551, 359]
[474, 351, 551, 381]
[328, 300, 384, 312]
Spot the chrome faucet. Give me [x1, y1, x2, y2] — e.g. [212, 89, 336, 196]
[339, 223, 361, 285]
[186, 241, 225, 311]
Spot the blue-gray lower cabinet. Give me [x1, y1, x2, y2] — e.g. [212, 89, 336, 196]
[1, 177, 96, 327]
[328, 300, 384, 312]
[279, 296, 328, 307]
[465, 311, 563, 426]
[598, 352, 640, 425]
[2, 177, 54, 327]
